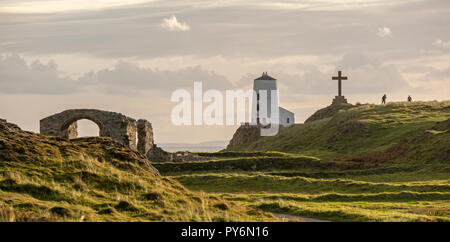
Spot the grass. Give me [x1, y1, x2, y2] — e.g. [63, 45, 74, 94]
[253, 200, 450, 222]
[228, 101, 450, 158]
[169, 172, 450, 194]
[161, 167, 450, 221]
[151, 101, 450, 222]
[0, 159, 277, 222]
[0, 123, 279, 222]
[1, 100, 448, 222]
[154, 154, 330, 174]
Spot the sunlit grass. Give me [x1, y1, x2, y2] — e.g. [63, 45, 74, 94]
[155, 101, 450, 221]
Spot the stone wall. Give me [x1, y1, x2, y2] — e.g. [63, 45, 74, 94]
[61, 122, 78, 139]
[137, 119, 154, 156]
[40, 109, 150, 152]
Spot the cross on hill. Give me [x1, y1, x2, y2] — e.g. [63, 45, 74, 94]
[332, 70, 347, 97]
[331, 70, 348, 105]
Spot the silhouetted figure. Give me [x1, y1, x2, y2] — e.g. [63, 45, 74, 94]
[382, 94, 387, 104]
[407, 95, 412, 102]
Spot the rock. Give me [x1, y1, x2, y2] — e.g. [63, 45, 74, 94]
[305, 103, 354, 123]
[227, 123, 261, 149]
[137, 119, 153, 156]
[0, 119, 21, 132]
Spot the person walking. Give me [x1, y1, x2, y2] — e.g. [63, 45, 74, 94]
[407, 95, 412, 102]
[382, 94, 387, 104]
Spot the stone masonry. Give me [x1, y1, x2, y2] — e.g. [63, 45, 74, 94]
[137, 119, 153, 156]
[40, 109, 154, 156]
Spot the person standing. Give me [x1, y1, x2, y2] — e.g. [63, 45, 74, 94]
[407, 95, 412, 102]
[382, 94, 387, 104]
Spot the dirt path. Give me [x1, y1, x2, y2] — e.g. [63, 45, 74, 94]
[272, 213, 330, 222]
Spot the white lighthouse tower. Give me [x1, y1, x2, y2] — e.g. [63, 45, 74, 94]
[251, 72, 278, 125]
[251, 72, 294, 127]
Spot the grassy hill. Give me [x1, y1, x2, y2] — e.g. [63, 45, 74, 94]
[152, 101, 450, 222]
[1, 101, 448, 222]
[228, 101, 449, 159]
[0, 120, 277, 222]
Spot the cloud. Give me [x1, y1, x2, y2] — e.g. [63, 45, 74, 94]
[417, 66, 450, 82]
[335, 53, 410, 94]
[264, 53, 411, 101]
[160, 15, 190, 32]
[3, 0, 449, 59]
[377, 27, 392, 38]
[0, 54, 79, 94]
[0, 55, 232, 94]
[91, 61, 232, 93]
[336, 53, 373, 69]
[1, 0, 450, 144]
[433, 39, 450, 49]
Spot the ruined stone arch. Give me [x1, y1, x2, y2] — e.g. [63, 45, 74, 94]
[60, 115, 103, 139]
[40, 109, 153, 156]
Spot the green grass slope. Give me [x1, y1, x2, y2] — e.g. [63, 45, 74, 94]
[228, 101, 450, 161]
[152, 101, 450, 222]
[155, 152, 450, 221]
[0, 120, 278, 222]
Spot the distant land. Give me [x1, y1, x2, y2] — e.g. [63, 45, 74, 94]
[159, 140, 228, 152]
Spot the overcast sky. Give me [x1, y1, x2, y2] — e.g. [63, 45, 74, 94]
[0, 0, 449, 144]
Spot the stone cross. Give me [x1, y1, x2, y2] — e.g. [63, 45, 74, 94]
[332, 70, 347, 97]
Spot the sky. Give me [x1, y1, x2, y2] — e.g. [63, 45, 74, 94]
[0, 0, 449, 144]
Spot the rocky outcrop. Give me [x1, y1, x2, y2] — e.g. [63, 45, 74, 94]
[305, 103, 354, 123]
[226, 123, 261, 149]
[0, 118, 21, 132]
[137, 119, 154, 156]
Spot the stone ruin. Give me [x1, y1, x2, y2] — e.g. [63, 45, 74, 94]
[40, 109, 154, 158]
